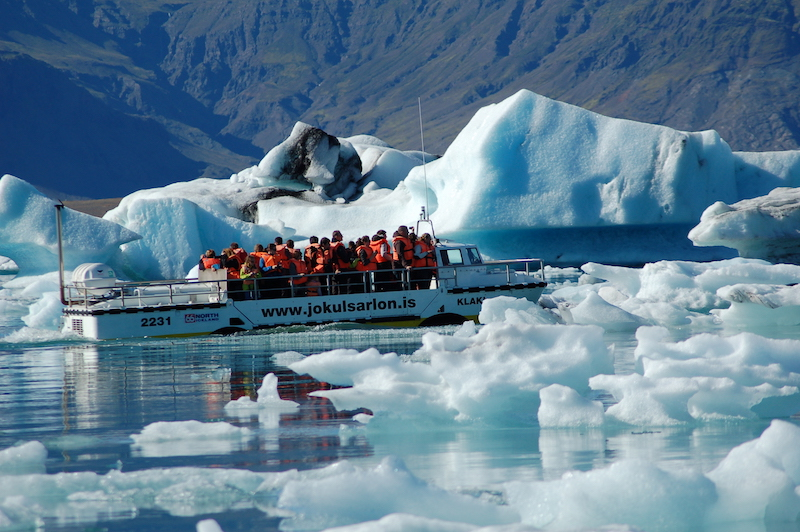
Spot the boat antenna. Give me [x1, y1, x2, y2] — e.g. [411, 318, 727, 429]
[417, 97, 435, 240]
[55, 201, 67, 305]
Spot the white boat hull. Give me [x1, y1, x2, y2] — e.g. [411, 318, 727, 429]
[62, 282, 546, 340]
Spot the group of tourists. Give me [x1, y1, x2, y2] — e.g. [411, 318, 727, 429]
[197, 225, 437, 299]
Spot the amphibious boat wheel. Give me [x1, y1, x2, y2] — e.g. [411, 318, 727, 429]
[419, 313, 471, 326]
[211, 326, 249, 335]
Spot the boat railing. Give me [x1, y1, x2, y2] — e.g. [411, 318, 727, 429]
[62, 259, 546, 310]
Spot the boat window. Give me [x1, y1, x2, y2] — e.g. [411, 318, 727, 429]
[466, 248, 482, 264]
[440, 249, 464, 266]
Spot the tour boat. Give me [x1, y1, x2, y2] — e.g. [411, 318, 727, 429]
[56, 208, 547, 340]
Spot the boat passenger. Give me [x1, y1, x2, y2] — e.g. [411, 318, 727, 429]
[222, 248, 245, 300]
[288, 250, 309, 296]
[275, 237, 292, 268]
[239, 255, 261, 299]
[412, 233, 436, 290]
[259, 243, 286, 298]
[369, 233, 393, 291]
[199, 249, 222, 270]
[230, 242, 248, 265]
[353, 236, 376, 293]
[392, 226, 414, 290]
[304, 236, 320, 269]
[330, 230, 353, 294]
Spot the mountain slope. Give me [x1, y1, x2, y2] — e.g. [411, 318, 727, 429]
[2, 0, 800, 198]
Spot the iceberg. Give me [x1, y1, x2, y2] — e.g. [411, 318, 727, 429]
[0, 174, 141, 275]
[690, 187, 800, 263]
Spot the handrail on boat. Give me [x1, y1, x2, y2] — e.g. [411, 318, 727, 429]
[62, 259, 546, 310]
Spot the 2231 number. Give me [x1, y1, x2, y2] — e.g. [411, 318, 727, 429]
[141, 316, 171, 327]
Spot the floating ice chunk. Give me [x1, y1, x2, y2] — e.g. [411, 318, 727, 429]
[224, 373, 299, 420]
[503, 459, 715, 532]
[277, 456, 518, 530]
[295, 323, 612, 424]
[479, 296, 560, 325]
[0, 441, 47, 475]
[537, 384, 605, 427]
[0, 256, 18, 272]
[567, 291, 647, 332]
[634, 326, 800, 388]
[130, 420, 253, 457]
[0, 465, 285, 527]
[581, 263, 642, 297]
[196, 519, 225, 532]
[315, 512, 476, 531]
[706, 419, 800, 524]
[21, 291, 63, 330]
[715, 283, 800, 329]
[689, 187, 800, 263]
[591, 372, 800, 425]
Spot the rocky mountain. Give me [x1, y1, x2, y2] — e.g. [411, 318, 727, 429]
[3, 0, 800, 198]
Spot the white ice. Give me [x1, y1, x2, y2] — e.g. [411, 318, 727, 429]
[224, 372, 299, 428]
[3, 421, 800, 531]
[0, 174, 140, 275]
[130, 420, 254, 457]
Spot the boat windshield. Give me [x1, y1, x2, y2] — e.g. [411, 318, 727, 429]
[466, 247, 482, 264]
[440, 249, 464, 266]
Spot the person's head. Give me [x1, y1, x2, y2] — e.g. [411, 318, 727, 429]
[205, 249, 215, 258]
[222, 248, 232, 257]
[244, 255, 257, 268]
[309, 235, 319, 244]
[293, 249, 303, 260]
[254, 244, 264, 253]
[274, 236, 283, 245]
[320, 237, 331, 248]
[377, 229, 386, 238]
[421, 233, 431, 243]
[286, 239, 295, 249]
[398, 225, 408, 237]
[267, 243, 277, 254]
[372, 234, 381, 242]
[332, 230, 343, 242]
[230, 242, 240, 250]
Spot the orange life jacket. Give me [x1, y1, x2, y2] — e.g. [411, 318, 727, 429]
[226, 256, 241, 279]
[412, 241, 436, 269]
[276, 245, 292, 269]
[304, 243, 320, 267]
[252, 251, 275, 269]
[369, 238, 391, 263]
[233, 248, 248, 264]
[355, 244, 377, 271]
[329, 241, 351, 270]
[289, 258, 308, 285]
[392, 236, 414, 265]
[312, 247, 331, 273]
[201, 257, 221, 269]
